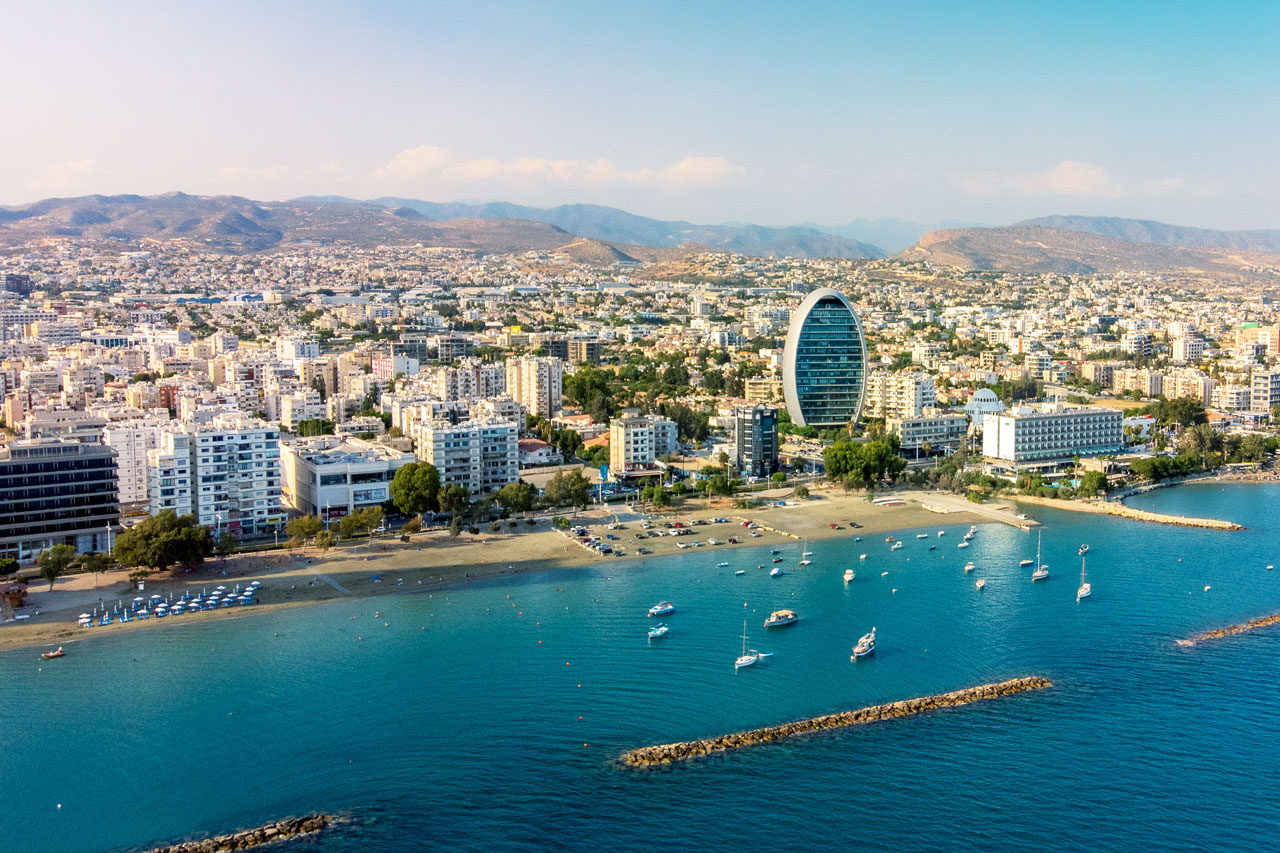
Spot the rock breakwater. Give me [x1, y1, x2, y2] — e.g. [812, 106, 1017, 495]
[142, 814, 338, 852]
[1177, 612, 1280, 647]
[621, 676, 1052, 766]
[1014, 496, 1243, 530]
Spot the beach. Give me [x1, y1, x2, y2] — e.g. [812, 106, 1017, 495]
[0, 486, 999, 654]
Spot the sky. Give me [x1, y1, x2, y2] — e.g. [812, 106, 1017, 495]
[2, 0, 1278, 229]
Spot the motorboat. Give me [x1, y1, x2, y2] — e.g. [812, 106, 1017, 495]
[859, 553, 868, 560]
[41, 646, 65, 659]
[771, 548, 782, 555]
[771, 557, 784, 564]
[957, 541, 970, 549]
[1079, 544, 1090, 556]
[916, 533, 929, 539]
[798, 558, 812, 567]
[890, 541, 903, 551]
[975, 579, 986, 590]
[964, 561, 976, 573]
[937, 530, 946, 537]
[851, 627, 876, 659]
[717, 562, 730, 568]
[884, 536, 895, 543]
[763, 609, 798, 628]
[648, 601, 675, 617]
[843, 569, 855, 583]
[770, 566, 784, 577]
[648, 623, 669, 639]
[1019, 558, 1035, 568]
[734, 569, 746, 576]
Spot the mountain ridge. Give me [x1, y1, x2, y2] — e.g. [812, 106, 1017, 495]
[1016, 215, 1280, 253]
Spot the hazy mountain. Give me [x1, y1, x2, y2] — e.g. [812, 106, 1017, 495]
[1017, 215, 1280, 253]
[306, 196, 885, 259]
[0, 193, 582, 254]
[898, 225, 1280, 276]
[802, 219, 983, 254]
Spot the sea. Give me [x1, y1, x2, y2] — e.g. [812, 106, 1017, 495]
[4, 483, 1279, 853]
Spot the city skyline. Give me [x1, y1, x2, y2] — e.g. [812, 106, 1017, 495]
[2, 1, 1278, 229]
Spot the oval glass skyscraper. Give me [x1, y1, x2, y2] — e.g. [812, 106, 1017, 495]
[782, 288, 867, 428]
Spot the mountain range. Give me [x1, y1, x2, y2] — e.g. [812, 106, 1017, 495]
[1015, 215, 1280, 254]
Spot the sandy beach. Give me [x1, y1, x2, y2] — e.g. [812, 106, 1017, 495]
[0, 486, 1006, 654]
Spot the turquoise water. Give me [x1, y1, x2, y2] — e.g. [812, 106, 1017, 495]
[5, 485, 1280, 852]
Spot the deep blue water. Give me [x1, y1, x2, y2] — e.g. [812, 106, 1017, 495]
[4, 484, 1280, 852]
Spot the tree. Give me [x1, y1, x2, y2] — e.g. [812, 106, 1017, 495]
[286, 515, 323, 542]
[335, 513, 360, 541]
[113, 511, 213, 575]
[359, 506, 383, 538]
[77, 552, 112, 586]
[794, 485, 810, 499]
[401, 516, 422, 535]
[771, 472, 787, 484]
[1078, 470, 1108, 497]
[37, 544, 77, 590]
[439, 484, 471, 518]
[545, 469, 592, 510]
[0, 557, 18, 577]
[390, 462, 442, 515]
[552, 516, 570, 530]
[314, 531, 334, 554]
[449, 517, 462, 537]
[214, 531, 238, 559]
[296, 419, 335, 437]
[495, 481, 536, 514]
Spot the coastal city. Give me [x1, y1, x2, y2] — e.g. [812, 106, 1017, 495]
[0, 240, 1276, 625]
[7, 4, 1280, 852]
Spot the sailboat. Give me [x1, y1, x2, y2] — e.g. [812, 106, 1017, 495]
[735, 620, 759, 669]
[1077, 554, 1091, 600]
[1032, 530, 1049, 581]
[799, 540, 812, 567]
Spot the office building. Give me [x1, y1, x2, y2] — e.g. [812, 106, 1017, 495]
[0, 438, 118, 561]
[782, 288, 867, 427]
[280, 435, 414, 520]
[888, 410, 969, 455]
[734, 404, 779, 479]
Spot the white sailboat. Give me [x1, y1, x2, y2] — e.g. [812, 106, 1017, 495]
[799, 540, 812, 567]
[735, 620, 759, 669]
[1077, 554, 1091, 600]
[1032, 530, 1049, 581]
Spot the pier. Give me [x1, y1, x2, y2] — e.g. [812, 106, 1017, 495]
[142, 814, 339, 852]
[621, 676, 1052, 766]
[1177, 612, 1280, 646]
[1013, 495, 1244, 530]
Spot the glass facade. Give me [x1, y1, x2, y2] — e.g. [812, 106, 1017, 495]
[783, 289, 866, 427]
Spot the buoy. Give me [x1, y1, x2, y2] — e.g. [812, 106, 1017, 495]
[538, 640, 542, 644]
[566, 662, 571, 666]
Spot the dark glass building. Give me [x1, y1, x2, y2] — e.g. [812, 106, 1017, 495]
[0, 439, 118, 561]
[782, 288, 867, 428]
[734, 404, 779, 478]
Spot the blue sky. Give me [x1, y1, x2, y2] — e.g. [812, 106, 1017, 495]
[2, 1, 1277, 228]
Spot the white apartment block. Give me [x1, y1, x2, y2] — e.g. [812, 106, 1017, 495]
[411, 418, 519, 496]
[862, 370, 936, 420]
[280, 435, 414, 520]
[983, 405, 1123, 467]
[104, 420, 161, 514]
[1171, 336, 1205, 364]
[1112, 368, 1163, 398]
[1212, 384, 1251, 411]
[427, 358, 506, 401]
[276, 337, 319, 362]
[1250, 370, 1280, 416]
[1120, 331, 1153, 356]
[279, 390, 326, 430]
[150, 415, 283, 536]
[506, 356, 564, 418]
[147, 432, 193, 518]
[887, 410, 969, 453]
[372, 354, 420, 380]
[1163, 370, 1215, 406]
[608, 411, 677, 479]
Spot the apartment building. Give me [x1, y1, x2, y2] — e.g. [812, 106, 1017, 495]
[1250, 370, 1280, 416]
[862, 370, 937, 420]
[887, 410, 969, 454]
[411, 418, 519, 496]
[608, 411, 677, 480]
[506, 355, 564, 418]
[103, 420, 162, 515]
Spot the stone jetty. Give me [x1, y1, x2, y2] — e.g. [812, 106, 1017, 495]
[142, 814, 338, 852]
[1178, 612, 1280, 646]
[621, 676, 1052, 766]
[1013, 496, 1243, 530]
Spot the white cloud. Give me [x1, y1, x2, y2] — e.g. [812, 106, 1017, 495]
[952, 160, 1122, 199]
[27, 158, 96, 193]
[377, 146, 740, 189]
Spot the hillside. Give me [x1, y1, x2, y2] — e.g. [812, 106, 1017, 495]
[0, 193, 580, 254]
[898, 225, 1280, 276]
[353, 197, 885, 259]
[1017, 215, 1280, 253]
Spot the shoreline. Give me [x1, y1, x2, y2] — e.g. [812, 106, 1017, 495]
[0, 488, 995, 655]
[1012, 494, 1245, 530]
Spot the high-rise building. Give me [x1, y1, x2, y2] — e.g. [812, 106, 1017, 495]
[888, 410, 969, 455]
[734, 405, 779, 479]
[1171, 336, 1205, 364]
[983, 405, 1123, 468]
[411, 418, 519, 496]
[608, 411, 677, 481]
[104, 420, 162, 515]
[0, 273, 33, 296]
[0, 438, 118, 561]
[1250, 370, 1280, 416]
[862, 370, 936, 420]
[506, 356, 564, 418]
[782, 288, 867, 428]
[568, 336, 602, 365]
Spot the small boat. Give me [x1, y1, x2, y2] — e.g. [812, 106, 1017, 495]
[957, 541, 970, 549]
[1031, 531, 1049, 581]
[735, 621, 759, 670]
[916, 533, 929, 540]
[41, 646, 65, 659]
[717, 562, 730, 568]
[1079, 544, 1090, 556]
[853, 536, 862, 542]
[735, 569, 746, 576]
[975, 579, 986, 590]
[884, 536, 895, 543]
[928, 545, 936, 550]
[772, 557, 784, 564]
[798, 559, 812, 567]
[890, 541, 903, 551]
[1077, 555, 1091, 601]
[964, 561, 976, 573]
[771, 548, 782, 555]
[880, 571, 888, 577]
[1268, 565, 1275, 571]
[937, 530, 946, 537]
[763, 609, 798, 628]
[851, 627, 876, 659]
[843, 569, 855, 583]
[648, 623, 669, 639]
[1204, 585, 1212, 591]
[1019, 558, 1035, 568]
[770, 566, 784, 577]
[801, 549, 813, 557]
[859, 553, 867, 561]
[648, 601, 675, 617]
